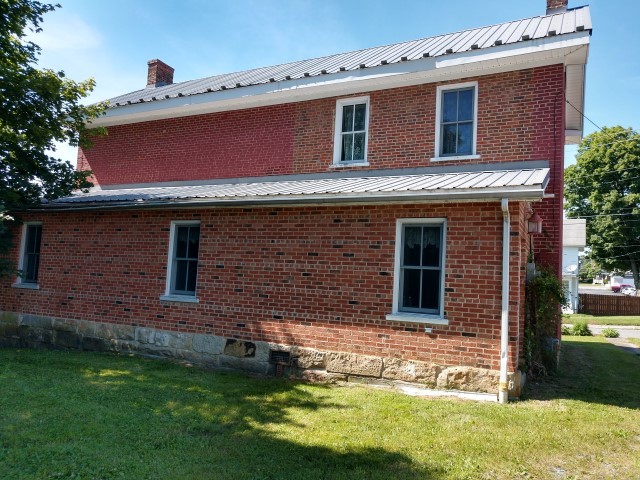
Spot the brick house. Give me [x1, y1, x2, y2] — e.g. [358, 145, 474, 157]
[0, 0, 590, 402]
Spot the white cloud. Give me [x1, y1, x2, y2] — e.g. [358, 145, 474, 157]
[29, 12, 103, 52]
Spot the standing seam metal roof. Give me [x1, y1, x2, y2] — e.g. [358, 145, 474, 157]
[50, 167, 550, 206]
[106, 6, 591, 108]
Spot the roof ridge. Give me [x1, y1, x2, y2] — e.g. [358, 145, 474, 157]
[150, 5, 591, 92]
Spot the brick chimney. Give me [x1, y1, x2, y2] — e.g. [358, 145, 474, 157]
[146, 59, 174, 88]
[546, 0, 568, 14]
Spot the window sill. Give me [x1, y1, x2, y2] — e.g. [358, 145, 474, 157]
[385, 312, 448, 325]
[160, 295, 199, 304]
[11, 282, 40, 290]
[430, 154, 481, 162]
[330, 161, 370, 168]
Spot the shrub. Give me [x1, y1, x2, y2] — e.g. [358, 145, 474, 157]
[571, 320, 593, 336]
[601, 327, 620, 338]
[524, 267, 567, 374]
[561, 325, 572, 336]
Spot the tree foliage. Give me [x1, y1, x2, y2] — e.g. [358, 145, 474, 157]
[564, 126, 640, 287]
[0, 0, 106, 274]
[578, 254, 601, 283]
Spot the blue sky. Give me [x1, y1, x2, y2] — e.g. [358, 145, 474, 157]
[31, 0, 639, 166]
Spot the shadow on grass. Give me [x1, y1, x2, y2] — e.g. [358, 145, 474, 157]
[525, 338, 640, 410]
[0, 349, 444, 479]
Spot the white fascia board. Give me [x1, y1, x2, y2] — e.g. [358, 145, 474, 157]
[45, 186, 547, 212]
[89, 32, 590, 128]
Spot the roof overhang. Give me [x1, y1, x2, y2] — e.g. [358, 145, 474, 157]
[36, 162, 550, 212]
[89, 32, 590, 141]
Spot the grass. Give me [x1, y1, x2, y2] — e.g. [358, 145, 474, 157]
[1, 340, 639, 480]
[563, 313, 640, 326]
[627, 338, 640, 347]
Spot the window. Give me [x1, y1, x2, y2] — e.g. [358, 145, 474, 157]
[163, 221, 200, 301]
[18, 222, 42, 285]
[387, 219, 447, 324]
[434, 82, 478, 160]
[333, 96, 370, 165]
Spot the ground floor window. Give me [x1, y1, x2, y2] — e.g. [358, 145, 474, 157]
[19, 222, 42, 284]
[392, 218, 446, 319]
[166, 221, 200, 297]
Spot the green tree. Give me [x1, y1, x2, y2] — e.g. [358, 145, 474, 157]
[565, 126, 640, 287]
[0, 0, 106, 275]
[578, 254, 601, 283]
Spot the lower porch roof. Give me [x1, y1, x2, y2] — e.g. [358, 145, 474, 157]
[43, 161, 550, 211]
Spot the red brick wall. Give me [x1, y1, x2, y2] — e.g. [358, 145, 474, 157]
[80, 65, 564, 184]
[78, 104, 297, 185]
[1, 202, 530, 371]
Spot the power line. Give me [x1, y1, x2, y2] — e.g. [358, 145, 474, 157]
[590, 249, 640, 261]
[565, 99, 602, 131]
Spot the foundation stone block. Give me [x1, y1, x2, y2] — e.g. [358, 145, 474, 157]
[436, 366, 500, 393]
[326, 352, 383, 377]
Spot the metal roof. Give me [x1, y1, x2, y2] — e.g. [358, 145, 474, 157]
[106, 6, 591, 108]
[46, 166, 550, 210]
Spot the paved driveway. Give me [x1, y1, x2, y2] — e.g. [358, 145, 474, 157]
[565, 324, 640, 339]
[589, 325, 640, 339]
[578, 284, 618, 296]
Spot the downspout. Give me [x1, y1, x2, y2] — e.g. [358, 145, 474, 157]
[499, 198, 510, 404]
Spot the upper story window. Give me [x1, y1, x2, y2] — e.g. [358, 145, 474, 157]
[162, 221, 201, 302]
[434, 82, 479, 161]
[15, 222, 42, 287]
[333, 96, 370, 166]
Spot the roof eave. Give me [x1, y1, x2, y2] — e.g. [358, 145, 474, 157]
[89, 32, 590, 128]
[35, 187, 547, 212]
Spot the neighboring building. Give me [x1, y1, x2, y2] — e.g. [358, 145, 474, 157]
[562, 218, 586, 313]
[0, 0, 591, 402]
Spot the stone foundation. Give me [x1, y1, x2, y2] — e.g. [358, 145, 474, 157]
[0, 311, 524, 397]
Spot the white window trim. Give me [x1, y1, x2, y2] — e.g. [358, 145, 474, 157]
[12, 221, 43, 289]
[162, 220, 201, 302]
[332, 96, 370, 166]
[432, 81, 478, 161]
[386, 218, 448, 325]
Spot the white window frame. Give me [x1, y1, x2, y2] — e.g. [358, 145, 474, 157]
[432, 81, 480, 161]
[386, 218, 448, 325]
[332, 96, 370, 166]
[160, 220, 201, 303]
[12, 221, 43, 289]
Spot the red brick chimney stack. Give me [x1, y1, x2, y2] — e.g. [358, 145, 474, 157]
[546, 0, 568, 14]
[146, 59, 174, 88]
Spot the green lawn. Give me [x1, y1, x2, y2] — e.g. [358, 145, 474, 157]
[1, 339, 639, 479]
[563, 313, 640, 326]
[627, 338, 640, 347]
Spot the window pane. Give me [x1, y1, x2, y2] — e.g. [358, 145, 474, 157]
[174, 259, 188, 292]
[421, 269, 440, 311]
[442, 124, 457, 155]
[33, 226, 42, 253]
[458, 89, 473, 121]
[25, 254, 38, 283]
[442, 91, 458, 123]
[176, 226, 189, 258]
[186, 260, 198, 293]
[422, 227, 441, 267]
[354, 103, 367, 131]
[457, 123, 473, 155]
[341, 134, 353, 161]
[402, 269, 421, 309]
[353, 132, 366, 161]
[403, 227, 422, 266]
[341, 105, 354, 133]
[188, 227, 200, 258]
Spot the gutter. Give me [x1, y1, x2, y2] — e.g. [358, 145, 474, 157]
[499, 198, 510, 404]
[32, 188, 547, 212]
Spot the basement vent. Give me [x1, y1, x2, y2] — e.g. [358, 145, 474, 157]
[269, 350, 291, 365]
